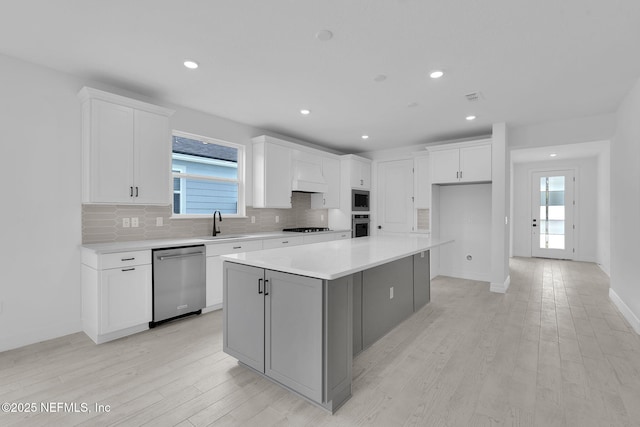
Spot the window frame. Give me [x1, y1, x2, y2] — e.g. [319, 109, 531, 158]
[170, 130, 246, 219]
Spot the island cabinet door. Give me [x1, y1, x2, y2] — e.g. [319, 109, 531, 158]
[413, 251, 431, 311]
[264, 270, 323, 403]
[223, 262, 265, 372]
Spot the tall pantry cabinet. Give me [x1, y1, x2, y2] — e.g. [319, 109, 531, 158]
[78, 87, 175, 205]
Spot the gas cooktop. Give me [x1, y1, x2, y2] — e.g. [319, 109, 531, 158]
[282, 227, 331, 233]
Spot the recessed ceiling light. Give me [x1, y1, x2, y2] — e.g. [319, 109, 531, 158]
[300, 109, 311, 115]
[550, 153, 557, 157]
[373, 74, 387, 82]
[361, 135, 369, 140]
[315, 30, 333, 41]
[183, 60, 199, 69]
[466, 115, 476, 121]
[429, 70, 444, 79]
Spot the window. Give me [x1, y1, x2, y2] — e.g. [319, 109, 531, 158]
[171, 131, 244, 217]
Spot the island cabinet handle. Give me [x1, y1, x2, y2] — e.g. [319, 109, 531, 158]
[282, 241, 289, 244]
[264, 279, 269, 296]
[121, 268, 135, 272]
[233, 246, 242, 249]
[121, 257, 135, 261]
[258, 278, 263, 294]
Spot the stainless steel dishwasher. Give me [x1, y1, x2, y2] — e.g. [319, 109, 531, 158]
[151, 245, 206, 327]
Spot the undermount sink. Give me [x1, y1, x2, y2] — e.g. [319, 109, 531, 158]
[199, 235, 249, 241]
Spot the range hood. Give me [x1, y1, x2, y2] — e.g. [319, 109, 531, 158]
[291, 157, 328, 193]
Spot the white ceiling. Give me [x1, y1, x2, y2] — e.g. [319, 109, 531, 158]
[2, 1, 639, 153]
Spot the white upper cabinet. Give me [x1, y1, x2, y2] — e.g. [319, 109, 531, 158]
[346, 155, 372, 189]
[429, 140, 492, 184]
[78, 87, 174, 205]
[459, 143, 492, 182]
[311, 156, 340, 209]
[252, 136, 292, 208]
[414, 155, 430, 209]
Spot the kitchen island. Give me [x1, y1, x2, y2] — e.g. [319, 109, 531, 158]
[222, 234, 452, 413]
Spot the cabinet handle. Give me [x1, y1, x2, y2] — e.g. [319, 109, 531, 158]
[360, 179, 363, 186]
[233, 246, 242, 249]
[121, 257, 135, 261]
[135, 186, 139, 197]
[264, 279, 269, 296]
[122, 268, 135, 272]
[323, 198, 326, 206]
[460, 171, 462, 179]
[282, 241, 289, 244]
[258, 278, 263, 294]
[456, 171, 459, 179]
[130, 186, 133, 197]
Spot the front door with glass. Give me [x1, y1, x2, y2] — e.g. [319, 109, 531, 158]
[531, 170, 574, 259]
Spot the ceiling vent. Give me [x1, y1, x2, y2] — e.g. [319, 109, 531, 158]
[465, 91, 484, 102]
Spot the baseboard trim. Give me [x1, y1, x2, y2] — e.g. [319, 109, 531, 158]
[609, 288, 640, 335]
[0, 320, 82, 353]
[490, 275, 511, 294]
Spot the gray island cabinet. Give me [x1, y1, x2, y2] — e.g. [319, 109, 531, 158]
[222, 234, 451, 413]
[223, 263, 352, 412]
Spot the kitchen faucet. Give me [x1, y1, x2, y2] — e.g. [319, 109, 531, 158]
[212, 210, 222, 236]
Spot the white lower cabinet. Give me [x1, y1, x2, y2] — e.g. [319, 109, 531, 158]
[81, 249, 152, 344]
[262, 236, 305, 249]
[99, 265, 152, 334]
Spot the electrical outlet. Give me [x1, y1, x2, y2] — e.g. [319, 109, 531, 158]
[131, 217, 139, 228]
[251, 216, 256, 224]
[275, 215, 279, 223]
[122, 218, 130, 228]
[156, 217, 163, 227]
[390, 287, 394, 299]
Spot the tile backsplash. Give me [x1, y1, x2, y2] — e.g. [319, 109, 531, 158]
[82, 192, 328, 244]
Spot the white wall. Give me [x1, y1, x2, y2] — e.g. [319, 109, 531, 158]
[610, 77, 640, 334]
[512, 157, 599, 262]
[0, 55, 83, 351]
[438, 184, 492, 281]
[491, 123, 510, 292]
[509, 113, 616, 149]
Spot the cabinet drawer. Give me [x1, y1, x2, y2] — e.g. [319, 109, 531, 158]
[262, 236, 304, 249]
[206, 240, 263, 256]
[303, 234, 334, 244]
[333, 232, 351, 240]
[100, 250, 151, 269]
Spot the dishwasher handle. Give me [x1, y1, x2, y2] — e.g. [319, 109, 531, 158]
[157, 251, 204, 261]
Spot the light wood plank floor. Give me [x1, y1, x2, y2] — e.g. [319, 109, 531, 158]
[2, 258, 640, 426]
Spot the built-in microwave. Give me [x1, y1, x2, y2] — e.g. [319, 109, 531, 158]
[352, 189, 370, 211]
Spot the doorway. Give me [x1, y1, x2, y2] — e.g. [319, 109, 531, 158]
[531, 170, 574, 259]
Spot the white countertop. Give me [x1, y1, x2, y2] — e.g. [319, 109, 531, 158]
[222, 234, 453, 280]
[82, 230, 350, 254]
